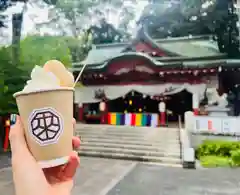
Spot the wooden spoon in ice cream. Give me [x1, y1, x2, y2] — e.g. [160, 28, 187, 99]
[43, 60, 74, 87]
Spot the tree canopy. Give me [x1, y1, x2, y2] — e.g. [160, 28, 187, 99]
[87, 19, 127, 44]
[139, 0, 239, 57]
[19, 35, 72, 71]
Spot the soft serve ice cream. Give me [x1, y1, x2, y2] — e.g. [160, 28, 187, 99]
[43, 60, 74, 88]
[22, 60, 74, 93]
[23, 65, 61, 92]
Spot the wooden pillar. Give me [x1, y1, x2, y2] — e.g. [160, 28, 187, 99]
[104, 101, 109, 124]
[3, 119, 10, 152]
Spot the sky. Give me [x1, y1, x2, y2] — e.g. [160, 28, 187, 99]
[0, 0, 148, 46]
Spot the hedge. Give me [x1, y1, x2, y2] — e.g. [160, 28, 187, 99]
[196, 140, 240, 167]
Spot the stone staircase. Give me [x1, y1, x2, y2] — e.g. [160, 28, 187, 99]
[76, 124, 182, 165]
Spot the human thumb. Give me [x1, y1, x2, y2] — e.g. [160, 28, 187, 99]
[9, 115, 29, 156]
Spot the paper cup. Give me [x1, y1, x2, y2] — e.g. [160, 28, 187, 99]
[14, 88, 74, 168]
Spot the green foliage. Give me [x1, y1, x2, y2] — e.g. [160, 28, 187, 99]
[200, 156, 230, 168]
[19, 35, 72, 71]
[0, 47, 28, 115]
[66, 32, 92, 62]
[196, 140, 240, 168]
[230, 150, 240, 167]
[196, 140, 240, 158]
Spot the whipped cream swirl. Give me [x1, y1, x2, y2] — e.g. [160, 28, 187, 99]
[22, 65, 60, 92]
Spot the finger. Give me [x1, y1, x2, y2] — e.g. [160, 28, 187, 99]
[9, 115, 29, 155]
[72, 118, 76, 130]
[72, 136, 80, 149]
[60, 151, 80, 180]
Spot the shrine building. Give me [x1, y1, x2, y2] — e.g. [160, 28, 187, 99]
[72, 27, 240, 127]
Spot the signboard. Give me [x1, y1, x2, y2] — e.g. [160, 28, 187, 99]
[193, 116, 240, 135]
[221, 118, 238, 134]
[194, 116, 222, 132]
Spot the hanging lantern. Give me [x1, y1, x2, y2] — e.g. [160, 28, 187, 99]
[5, 120, 10, 127]
[159, 72, 164, 76]
[193, 70, 199, 76]
[129, 100, 133, 105]
[158, 102, 166, 112]
[79, 102, 83, 107]
[99, 101, 106, 111]
[139, 108, 142, 112]
[218, 66, 222, 72]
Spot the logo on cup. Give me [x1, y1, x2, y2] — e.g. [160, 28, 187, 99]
[28, 107, 64, 146]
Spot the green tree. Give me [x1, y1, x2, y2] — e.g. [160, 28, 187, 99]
[0, 47, 28, 115]
[19, 35, 72, 71]
[41, 0, 136, 61]
[87, 19, 126, 44]
[40, 0, 98, 62]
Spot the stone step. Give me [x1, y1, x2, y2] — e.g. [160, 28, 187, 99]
[76, 131, 179, 139]
[81, 140, 180, 151]
[81, 142, 180, 153]
[77, 131, 152, 138]
[76, 124, 179, 131]
[78, 134, 179, 143]
[82, 138, 179, 147]
[79, 146, 181, 158]
[78, 150, 181, 164]
[76, 125, 181, 164]
[76, 128, 179, 134]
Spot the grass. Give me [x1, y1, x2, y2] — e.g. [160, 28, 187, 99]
[200, 155, 231, 168]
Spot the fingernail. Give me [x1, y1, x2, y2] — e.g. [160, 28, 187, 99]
[10, 114, 17, 126]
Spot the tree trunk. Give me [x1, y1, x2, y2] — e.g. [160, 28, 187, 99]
[12, 12, 23, 66]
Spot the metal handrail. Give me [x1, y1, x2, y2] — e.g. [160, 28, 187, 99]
[178, 115, 182, 130]
[178, 115, 183, 160]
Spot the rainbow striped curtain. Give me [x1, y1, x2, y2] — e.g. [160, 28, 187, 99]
[116, 113, 121, 125]
[142, 114, 147, 126]
[151, 114, 159, 127]
[109, 113, 117, 125]
[135, 113, 142, 126]
[108, 112, 159, 127]
[124, 113, 131, 126]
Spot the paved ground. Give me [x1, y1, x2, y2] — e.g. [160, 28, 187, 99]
[1, 157, 240, 195]
[0, 153, 11, 169]
[107, 164, 240, 195]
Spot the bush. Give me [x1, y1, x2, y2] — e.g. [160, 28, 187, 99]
[196, 140, 240, 159]
[200, 156, 230, 168]
[230, 150, 240, 166]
